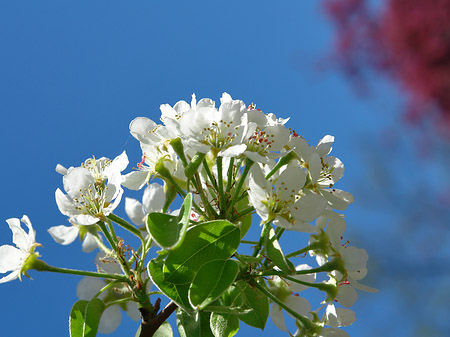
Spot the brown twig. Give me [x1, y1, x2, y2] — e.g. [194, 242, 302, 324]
[139, 301, 178, 337]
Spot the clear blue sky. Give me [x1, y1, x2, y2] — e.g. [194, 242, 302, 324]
[0, 1, 408, 336]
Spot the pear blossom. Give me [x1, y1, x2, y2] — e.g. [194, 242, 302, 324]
[55, 152, 128, 225]
[178, 93, 250, 157]
[268, 264, 315, 332]
[0, 216, 40, 283]
[248, 164, 325, 231]
[243, 105, 291, 163]
[290, 135, 353, 211]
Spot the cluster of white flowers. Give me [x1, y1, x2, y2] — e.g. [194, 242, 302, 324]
[0, 92, 376, 337]
[120, 93, 375, 336]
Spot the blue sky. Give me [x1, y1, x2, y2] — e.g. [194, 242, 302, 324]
[0, 1, 413, 336]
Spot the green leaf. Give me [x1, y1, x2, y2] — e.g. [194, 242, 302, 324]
[203, 285, 250, 315]
[178, 193, 192, 225]
[69, 298, 105, 337]
[146, 192, 191, 250]
[265, 226, 295, 275]
[237, 280, 269, 330]
[177, 309, 201, 337]
[220, 285, 244, 308]
[210, 313, 239, 337]
[70, 301, 88, 337]
[148, 259, 192, 311]
[199, 312, 216, 337]
[154, 321, 173, 337]
[163, 220, 240, 284]
[189, 259, 239, 310]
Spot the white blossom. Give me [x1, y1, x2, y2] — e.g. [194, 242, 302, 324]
[55, 152, 128, 225]
[0, 216, 40, 283]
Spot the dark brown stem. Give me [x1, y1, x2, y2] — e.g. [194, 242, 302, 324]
[139, 301, 178, 337]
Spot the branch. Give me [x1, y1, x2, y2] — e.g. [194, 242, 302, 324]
[139, 301, 178, 337]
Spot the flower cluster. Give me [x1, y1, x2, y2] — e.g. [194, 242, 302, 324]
[0, 93, 376, 337]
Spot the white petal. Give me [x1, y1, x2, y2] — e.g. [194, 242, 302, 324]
[6, 217, 33, 251]
[63, 167, 93, 199]
[129, 117, 158, 144]
[316, 135, 334, 157]
[47, 225, 79, 245]
[55, 164, 68, 175]
[270, 303, 287, 331]
[82, 233, 99, 253]
[323, 189, 354, 211]
[105, 151, 128, 179]
[276, 166, 306, 201]
[70, 214, 99, 226]
[0, 270, 20, 284]
[264, 125, 290, 151]
[284, 295, 311, 319]
[104, 185, 123, 215]
[309, 153, 321, 184]
[341, 247, 368, 272]
[243, 151, 270, 164]
[290, 194, 326, 222]
[0, 245, 23, 273]
[219, 144, 247, 157]
[288, 264, 316, 292]
[95, 252, 122, 274]
[55, 189, 80, 217]
[336, 284, 358, 307]
[98, 305, 122, 334]
[324, 156, 345, 184]
[320, 327, 350, 337]
[125, 197, 146, 226]
[77, 277, 105, 300]
[122, 170, 149, 190]
[349, 278, 378, 293]
[142, 183, 165, 213]
[126, 301, 141, 321]
[220, 92, 233, 104]
[325, 303, 356, 327]
[291, 136, 313, 161]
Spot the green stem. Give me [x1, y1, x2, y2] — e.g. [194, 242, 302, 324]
[265, 151, 296, 180]
[227, 158, 254, 217]
[107, 214, 144, 243]
[230, 205, 255, 223]
[98, 221, 117, 251]
[260, 258, 342, 276]
[226, 157, 235, 193]
[193, 172, 218, 219]
[240, 240, 259, 244]
[252, 222, 271, 257]
[202, 158, 219, 191]
[29, 259, 128, 281]
[285, 241, 327, 259]
[94, 280, 123, 298]
[129, 245, 143, 266]
[249, 279, 315, 330]
[275, 227, 285, 241]
[93, 235, 112, 255]
[216, 156, 226, 215]
[105, 297, 136, 308]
